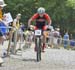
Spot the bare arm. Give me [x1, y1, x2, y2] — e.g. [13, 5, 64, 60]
[28, 13, 38, 27]
[45, 13, 52, 25]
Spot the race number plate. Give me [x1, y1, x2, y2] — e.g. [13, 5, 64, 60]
[35, 30, 42, 36]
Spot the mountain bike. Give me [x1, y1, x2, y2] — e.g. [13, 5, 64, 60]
[29, 25, 50, 62]
[34, 29, 42, 61]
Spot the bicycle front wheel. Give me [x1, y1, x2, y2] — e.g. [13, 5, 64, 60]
[35, 37, 41, 62]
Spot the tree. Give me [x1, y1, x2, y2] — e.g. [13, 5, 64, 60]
[4, 0, 75, 37]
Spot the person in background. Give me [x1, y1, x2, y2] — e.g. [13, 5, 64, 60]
[48, 26, 54, 48]
[69, 34, 75, 49]
[12, 13, 21, 41]
[13, 13, 21, 30]
[0, 0, 6, 19]
[0, 0, 7, 63]
[53, 28, 60, 49]
[63, 32, 69, 49]
[10, 13, 22, 53]
[0, 0, 7, 44]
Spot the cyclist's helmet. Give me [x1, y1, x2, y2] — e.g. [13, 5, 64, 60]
[37, 7, 45, 14]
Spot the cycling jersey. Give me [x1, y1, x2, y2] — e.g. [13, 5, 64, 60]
[31, 13, 51, 30]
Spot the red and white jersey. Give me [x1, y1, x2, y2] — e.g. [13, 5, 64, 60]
[31, 13, 51, 24]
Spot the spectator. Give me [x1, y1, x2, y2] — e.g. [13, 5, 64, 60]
[13, 13, 21, 29]
[0, 0, 7, 19]
[70, 39, 75, 49]
[63, 32, 69, 49]
[0, 0, 7, 61]
[10, 13, 22, 54]
[20, 23, 27, 31]
[0, 0, 7, 44]
[53, 28, 60, 49]
[70, 34, 75, 49]
[47, 26, 54, 48]
[12, 13, 22, 41]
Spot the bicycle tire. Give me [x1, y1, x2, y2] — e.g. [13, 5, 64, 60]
[35, 37, 41, 62]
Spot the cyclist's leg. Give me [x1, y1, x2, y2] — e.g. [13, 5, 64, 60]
[34, 23, 46, 52]
[42, 25, 48, 52]
[34, 24, 42, 52]
[42, 34, 46, 52]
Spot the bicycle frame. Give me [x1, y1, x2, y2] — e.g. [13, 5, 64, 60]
[34, 29, 42, 61]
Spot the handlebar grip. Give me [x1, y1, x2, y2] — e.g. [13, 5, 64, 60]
[27, 27, 31, 31]
[27, 27, 34, 31]
[46, 28, 51, 31]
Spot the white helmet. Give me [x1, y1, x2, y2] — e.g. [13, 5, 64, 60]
[37, 7, 45, 14]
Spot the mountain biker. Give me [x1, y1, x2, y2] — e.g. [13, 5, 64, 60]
[28, 7, 52, 52]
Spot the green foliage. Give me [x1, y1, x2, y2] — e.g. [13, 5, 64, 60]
[66, 0, 75, 9]
[4, 0, 75, 36]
